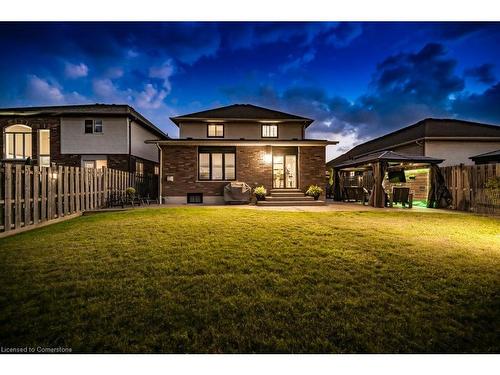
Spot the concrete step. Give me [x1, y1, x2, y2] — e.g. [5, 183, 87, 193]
[256, 200, 325, 206]
[270, 189, 302, 193]
[270, 192, 306, 197]
[266, 195, 314, 201]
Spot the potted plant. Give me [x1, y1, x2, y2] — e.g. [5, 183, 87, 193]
[306, 185, 323, 200]
[254, 185, 267, 201]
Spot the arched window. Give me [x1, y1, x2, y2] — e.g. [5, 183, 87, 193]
[4, 124, 32, 160]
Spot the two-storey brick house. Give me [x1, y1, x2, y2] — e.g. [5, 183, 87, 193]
[147, 104, 337, 204]
[0, 104, 169, 175]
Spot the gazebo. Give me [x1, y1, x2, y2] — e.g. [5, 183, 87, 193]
[331, 150, 452, 208]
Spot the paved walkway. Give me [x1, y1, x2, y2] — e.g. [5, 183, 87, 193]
[103, 201, 457, 214]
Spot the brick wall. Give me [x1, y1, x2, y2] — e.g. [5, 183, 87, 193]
[299, 146, 326, 199]
[161, 144, 326, 199]
[386, 169, 429, 201]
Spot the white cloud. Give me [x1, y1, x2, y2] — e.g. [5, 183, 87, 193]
[92, 78, 168, 110]
[149, 60, 174, 92]
[25, 75, 86, 105]
[64, 62, 89, 79]
[26, 75, 65, 104]
[136, 84, 168, 109]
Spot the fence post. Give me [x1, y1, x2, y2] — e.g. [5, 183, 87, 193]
[24, 165, 31, 226]
[75, 167, 81, 212]
[15, 165, 22, 229]
[4, 164, 12, 232]
[70, 167, 75, 213]
[33, 166, 39, 225]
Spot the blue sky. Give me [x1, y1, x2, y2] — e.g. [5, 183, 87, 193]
[1, 22, 499, 160]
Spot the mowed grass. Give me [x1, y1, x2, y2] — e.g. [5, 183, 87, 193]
[0, 207, 499, 353]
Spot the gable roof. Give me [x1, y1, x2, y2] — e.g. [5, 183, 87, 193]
[0, 104, 169, 139]
[170, 104, 314, 127]
[327, 118, 500, 167]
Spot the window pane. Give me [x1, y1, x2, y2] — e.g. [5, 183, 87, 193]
[224, 153, 235, 180]
[83, 161, 96, 169]
[199, 153, 210, 179]
[15, 134, 24, 159]
[136, 161, 144, 175]
[212, 153, 223, 180]
[25, 133, 32, 158]
[85, 120, 93, 133]
[263, 125, 277, 137]
[94, 120, 103, 133]
[39, 130, 50, 155]
[208, 124, 223, 137]
[39, 156, 50, 167]
[5, 133, 14, 158]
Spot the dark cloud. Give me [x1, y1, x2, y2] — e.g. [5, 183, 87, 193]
[432, 22, 494, 40]
[465, 63, 496, 84]
[452, 82, 500, 123]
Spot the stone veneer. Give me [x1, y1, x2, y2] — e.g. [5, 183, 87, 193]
[161, 145, 326, 201]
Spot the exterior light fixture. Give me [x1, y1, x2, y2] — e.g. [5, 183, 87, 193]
[263, 153, 272, 164]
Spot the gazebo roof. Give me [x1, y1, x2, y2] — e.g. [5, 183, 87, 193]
[332, 150, 444, 169]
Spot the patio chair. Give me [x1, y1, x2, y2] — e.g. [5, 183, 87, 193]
[391, 187, 413, 208]
[107, 191, 126, 208]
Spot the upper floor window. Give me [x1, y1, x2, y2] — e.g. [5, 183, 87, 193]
[85, 119, 103, 134]
[262, 124, 278, 138]
[207, 124, 224, 138]
[3, 124, 32, 160]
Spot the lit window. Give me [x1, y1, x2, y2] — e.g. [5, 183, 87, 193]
[84, 119, 103, 134]
[224, 153, 235, 180]
[38, 129, 50, 167]
[262, 124, 278, 138]
[83, 160, 96, 169]
[207, 124, 224, 137]
[154, 165, 159, 175]
[3, 124, 32, 160]
[199, 153, 210, 180]
[136, 161, 144, 175]
[211, 153, 223, 180]
[198, 147, 235, 181]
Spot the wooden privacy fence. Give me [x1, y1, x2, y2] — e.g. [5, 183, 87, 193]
[440, 163, 500, 215]
[0, 163, 158, 233]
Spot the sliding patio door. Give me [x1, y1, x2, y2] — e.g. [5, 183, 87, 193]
[272, 147, 298, 189]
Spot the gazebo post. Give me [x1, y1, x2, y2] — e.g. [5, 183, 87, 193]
[333, 168, 342, 201]
[370, 161, 386, 208]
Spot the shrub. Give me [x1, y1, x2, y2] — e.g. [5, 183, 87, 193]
[254, 185, 267, 200]
[126, 187, 136, 197]
[306, 185, 323, 200]
[485, 176, 500, 204]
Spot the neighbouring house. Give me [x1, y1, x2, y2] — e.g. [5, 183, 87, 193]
[327, 118, 500, 207]
[146, 104, 337, 205]
[0, 104, 168, 174]
[328, 118, 500, 168]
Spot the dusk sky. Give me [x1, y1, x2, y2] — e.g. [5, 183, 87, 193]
[1, 22, 499, 160]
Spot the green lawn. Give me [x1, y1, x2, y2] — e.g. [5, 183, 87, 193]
[0, 207, 499, 353]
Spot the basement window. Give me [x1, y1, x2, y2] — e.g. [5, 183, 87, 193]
[187, 193, 203, 204]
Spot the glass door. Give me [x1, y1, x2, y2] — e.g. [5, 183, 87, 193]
[273, 155, 284, 189]
[285, 155, 297, 188]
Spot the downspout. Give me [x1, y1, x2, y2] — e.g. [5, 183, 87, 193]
[155, 143, 163, 204]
